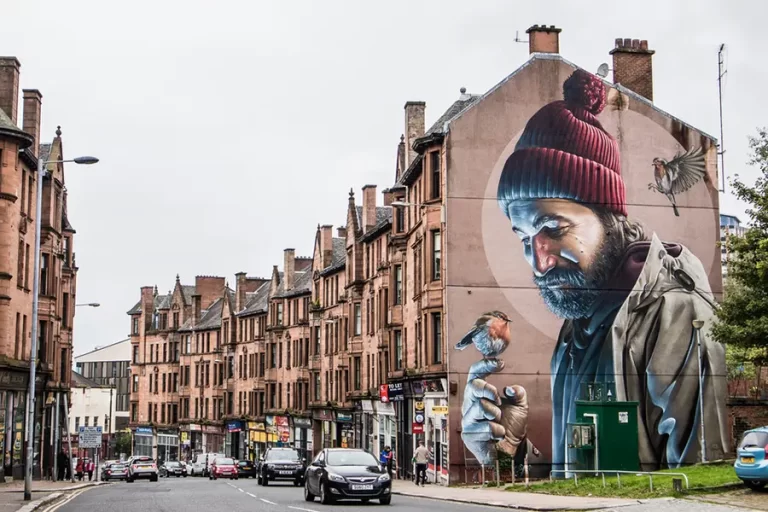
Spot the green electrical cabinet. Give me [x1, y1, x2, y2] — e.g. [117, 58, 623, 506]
[574, 399, 640, 472]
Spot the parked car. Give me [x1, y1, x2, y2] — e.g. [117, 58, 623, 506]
[304, 448, 391, 505]
[102, 462, 129, 481]
[209, 457, 238, 480]
[190, 452, 224, 477]
[734, 426, 768, 490]
[126, 455, 159, 483]
[237, 460, 257, 478]
[160, 461, 187, 478]
[258, 447, 306, 486]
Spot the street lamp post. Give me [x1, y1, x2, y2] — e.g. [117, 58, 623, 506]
[692, 319, 706, 463]
[24, 155, 98, 502]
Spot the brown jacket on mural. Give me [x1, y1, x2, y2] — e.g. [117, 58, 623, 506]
[611, 234, 730, 468]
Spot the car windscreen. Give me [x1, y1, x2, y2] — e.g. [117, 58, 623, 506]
[238, 461, 251, 466]
[133, 457, 153, 463]
[326, 451, 378, 466]
[166, 462, 179, 467]
[111, 464, 126, 470]
[266, 450, 300, 461]
[215, 458, 235, 465]
[739, 431, 768, 449]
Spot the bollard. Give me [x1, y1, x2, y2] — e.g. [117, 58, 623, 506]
[672, 478, 683, 493]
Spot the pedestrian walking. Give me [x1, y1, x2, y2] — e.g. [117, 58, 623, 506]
[412, 441, 430, 486]
[86, 459, 94, 481]
[75, 459, 83, 481]
[57, 451, 66, 480]
[380, 446, 393, 479]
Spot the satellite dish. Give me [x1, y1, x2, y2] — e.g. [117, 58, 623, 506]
[596, 63, 610, 78]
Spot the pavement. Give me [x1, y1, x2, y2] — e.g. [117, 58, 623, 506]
[35, 475, 760, 512]
[0, 480, 106, 512]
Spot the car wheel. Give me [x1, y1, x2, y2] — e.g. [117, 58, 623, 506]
[294, 479, 301, 487]
[744, 480, 767, 490]
[257, 474, 262, 485]
[150, 475, 158, 482]
[362, 498, 370, 503]
[320, 482, 334, 504]
[262, 473, 269, 486]
[304, 481, 315, 502]
[379, 495, 392, 505]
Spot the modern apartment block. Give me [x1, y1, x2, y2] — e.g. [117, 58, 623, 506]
[720, 213, 746, 281]
[74, 338, 131, 432]
[0, 57, 81, 481]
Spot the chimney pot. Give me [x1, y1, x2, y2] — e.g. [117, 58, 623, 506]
[22, 89, 42, 157]
[337, 226, 347, 239]
[525, 24, 561, 54]
[610, 37, 655, 101]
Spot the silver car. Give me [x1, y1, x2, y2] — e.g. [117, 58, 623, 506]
[127, 456, 159, 482]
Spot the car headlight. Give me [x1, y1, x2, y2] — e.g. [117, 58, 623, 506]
[326, 472, 346, 483]
[378, 473, 390, 482]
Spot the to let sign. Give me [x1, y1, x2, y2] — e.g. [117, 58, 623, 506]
[78, 426, 102, 448]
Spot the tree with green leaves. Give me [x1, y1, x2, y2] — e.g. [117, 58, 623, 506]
[712, 128, 768, 367]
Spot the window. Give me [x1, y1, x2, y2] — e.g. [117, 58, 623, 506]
[84, 417, 89, 427]
[40, 254, 49, 295]
[132, 317, 139, 335]
[394, 330, 403, 370]
[94, 416, 99, 427]
[17, 239, 23, 287]
[14, 313, 20, 359]
[432, 312, 442, 364]
[430, 150, 440, 199]
[62, 293, 69, 328]
[277, 302, 283, 325]
[173, 312, 179, 328]
[314, 327, 321, 356]
[24, 244, 30, 288]
[75, 417, 80, 430]
[431, 230, 441, 281]
[353, 303, 361, 336]
[395, 200, 405, 233]
[133, 375, 139, 392]
[394, 265, 402, 305]
[353, 357, 361, 390]
[314, 373, 321, 401]
[38, 321, 47, 363]
[131, 404, 137, 422]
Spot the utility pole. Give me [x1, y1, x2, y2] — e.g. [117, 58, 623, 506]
[717, 44, 727, 194]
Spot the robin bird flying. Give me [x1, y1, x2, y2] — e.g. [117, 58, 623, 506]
[455, 311, 512, 359]
[648, 146, 706, 217]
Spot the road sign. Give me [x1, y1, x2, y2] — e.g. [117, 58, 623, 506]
[78, 426, 103, 448]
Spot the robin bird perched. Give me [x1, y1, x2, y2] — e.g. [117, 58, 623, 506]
[648, 146, 706, 217]
[455, 311, 512, 359]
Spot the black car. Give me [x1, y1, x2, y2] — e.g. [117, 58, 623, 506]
[304, 448, 391, 505]
[237, 460, 257, 478]
[258, 448, 306, 486]
[160, 461, 187, 478]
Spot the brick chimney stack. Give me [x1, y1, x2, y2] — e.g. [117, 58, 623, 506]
[284, 248, 296, 291]
[140, 286, 154, 331]
[192, 294, 202, 325]
[404, 101, 425, 167]
[337, 226, 347, 239]
[381, 188, 394, 206]
[0, 57, 20, 124]
[235, 272, 247, 312]
[22, 89, 42, 157]
[526, 25, 561, 54]
[610, 38, 655, 101]
[194, 276, 226, 309]
[320, 225, 333, 268]
[362, 185, 377, 232]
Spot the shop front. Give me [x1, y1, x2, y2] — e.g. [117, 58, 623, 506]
[374, 401, 396, 459]
[133, 426, 153, 457]
[336, 412, 353, 448]
[225, 421, 244, 459]
[412, 378, 448, 485]
[188, 423, 202, 457]
[203, 424, 224, 453]
[311, 408, 334, 454]
[157, 429, 179, 464]
[180, 429, 191, 461]
[291, 417, 312, 461]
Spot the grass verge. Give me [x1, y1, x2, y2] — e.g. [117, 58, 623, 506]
[505, 462, 742, 499]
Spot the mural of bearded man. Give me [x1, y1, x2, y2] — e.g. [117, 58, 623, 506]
[461, 69, 730, 472]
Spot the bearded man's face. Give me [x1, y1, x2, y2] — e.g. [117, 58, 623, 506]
[505, 199, 623, 319]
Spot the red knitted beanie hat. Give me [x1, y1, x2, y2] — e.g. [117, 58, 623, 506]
[497, 69, 626, 216]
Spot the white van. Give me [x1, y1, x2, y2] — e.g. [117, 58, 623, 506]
[190, 452, 224, 477]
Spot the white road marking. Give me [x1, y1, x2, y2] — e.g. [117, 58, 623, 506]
[288, 507, 320, 512]
[43, 489, 85, 512]
[238, 488, 244, 492]
[260, 498, 277, 505]
[227, 482, 237, 488]
[247, 492, 257, 498]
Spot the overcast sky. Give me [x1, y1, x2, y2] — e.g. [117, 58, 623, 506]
[2, 0, 766, 356]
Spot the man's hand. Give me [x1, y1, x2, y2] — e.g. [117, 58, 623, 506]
[460, 359, 505, 465]
[497, 385, 529, 457]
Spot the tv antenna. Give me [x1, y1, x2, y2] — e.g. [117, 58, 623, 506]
[717, 43, 727, 194]
[514, 30, 528, 44]
[596, 63, 612, 78]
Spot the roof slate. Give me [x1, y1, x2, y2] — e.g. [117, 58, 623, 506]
[276, 269, 312, 298]
[236, 281, 271, 317]
[71, 370, 109, 388]
[320, 237, 347, 276]
[126, 283, 197, 315]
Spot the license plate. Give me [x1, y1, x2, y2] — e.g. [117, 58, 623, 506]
[741, 457, 755, 463]
[279, 470, 293, 475]
[139, 465, 151, 469]
[351, 484, 373, 490]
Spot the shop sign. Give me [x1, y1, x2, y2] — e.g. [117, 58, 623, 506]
[227, 421, 243, 432]
[180, 432, 189, 443]
[203, 425, 219, 434]
[312, 409, 333, 421]
[412, 422, 424, 434]
[254, 422, 265, 431]
[292, 417, 311, 428]
[336, 412, 353, 423]
[379, 384, 389, 403]
[247, 422, 258, 430]
[432, 406, 449, 415]
[414, 401, 425, 424]
[0, 370, 28, 390]
[135, 427, 153, 435]
[387, 382, 404, 402]
[189, 424, 201, 432]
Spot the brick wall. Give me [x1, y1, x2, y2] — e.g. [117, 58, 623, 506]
[727, 398, 768, 451]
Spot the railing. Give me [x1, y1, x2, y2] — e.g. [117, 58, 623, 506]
[549, 469, 690, 491]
